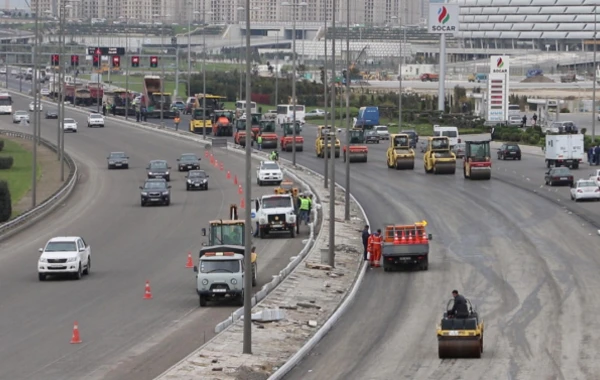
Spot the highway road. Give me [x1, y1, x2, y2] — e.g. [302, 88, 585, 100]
[267, 126, 600, 379]
[0, 94, 308, 380]
[365, 79, 597, 90]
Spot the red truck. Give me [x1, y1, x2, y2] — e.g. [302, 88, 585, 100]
[420, 73, 439, 82]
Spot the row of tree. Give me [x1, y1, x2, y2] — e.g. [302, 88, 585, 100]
[0, 140, 13, 223]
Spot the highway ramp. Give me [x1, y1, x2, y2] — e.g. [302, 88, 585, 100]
[0, 94, 308, 380]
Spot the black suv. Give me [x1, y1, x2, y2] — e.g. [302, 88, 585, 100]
[146, 160, 171, 181]
[177, 153, 200, 171]
[140, 179, 171, 206]
[364, 130, 380, 144]
[107, 152, 129, 169]
[497, 143, 521, 160]
[185, 170, 209, 190]
[45, 109, 58, 119]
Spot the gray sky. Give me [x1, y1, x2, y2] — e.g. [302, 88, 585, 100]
[8, 0, 29, 10]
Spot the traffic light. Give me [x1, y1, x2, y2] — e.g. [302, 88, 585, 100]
[131, 56, 140, 67]
[93, 54, 100, 68]
[112, 55, 120, 68]
[149, 56, 158, 68]
[51, 54, 59, 66]
[70, 55, 79, 67]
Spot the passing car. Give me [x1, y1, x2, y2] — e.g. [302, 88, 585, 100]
[373, 125, 390, 140]
[545, 167, 574, 187]
[508, 115, 522, 126]
[497, 143, 521, 160]
[107, 152, 129, 169]
[146, 160, 171, 181]
[186, 169, 209, 190]
[570, 179, 600, 202]
[87, 113, 105, 128]
[37, 236, 91, 281]
[364, 130, 380, 144]
[63, 118, 78, 133]
[452, 142, 466, 158]
[589, 169, 600, 187]
[256, 160, 283, 186]
[12, 110, 29, 124]
[171, 100, 186, 112]
[306, 109, 328, 117]
[177, 153, 200, 171]
[45, 109, 58, 119]
[40, 88, 51, 96]
[140, 178, 171, 206]
[29, 101, 42, 112]
[400, 129, 419, 148]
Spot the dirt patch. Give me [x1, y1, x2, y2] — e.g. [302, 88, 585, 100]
[5, 136, 64, 216]
[520, 75, 555, 83]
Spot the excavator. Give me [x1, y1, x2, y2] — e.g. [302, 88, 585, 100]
[463, 140, 492, 180]
[212, 110, 234, 136]
[280, 121, 304, 152]
[315, 126, 340, 158]
[259, 120, 278, 149]
[437, 297, 484, 358]
[386, 133, 415, 170]
[342, 128, 368, 163]
[423, 136, 456, 174]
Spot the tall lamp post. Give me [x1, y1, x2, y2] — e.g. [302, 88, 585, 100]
[120, 16, 135, 120]
[187, 1, 198, 98]
[328, 0, 336, 267]
[153, 13, 171, 125]
[237, 7, 244, 101]
[282, 1, 308, 167]
[344, 0, 350, 221]
[58, 2, 75, 182]
[201, 10, 214, 140]
[31, 0, 40, 207]
[593, 7, 597, 142]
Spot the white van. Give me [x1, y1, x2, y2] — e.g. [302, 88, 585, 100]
[433, 125, 460, 148]
[236, 100, 257, 114]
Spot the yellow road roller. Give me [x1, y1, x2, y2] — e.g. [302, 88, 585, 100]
[437, 298, 484, 359]
[423, 136, 456, 174]
[386, 133, 415, 170]
[315, 126, 340, 158]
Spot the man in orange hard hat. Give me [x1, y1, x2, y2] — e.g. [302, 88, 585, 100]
[367, 229, 383, 268]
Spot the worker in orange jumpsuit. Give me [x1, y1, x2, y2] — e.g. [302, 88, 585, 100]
[367, 229, 383, 268]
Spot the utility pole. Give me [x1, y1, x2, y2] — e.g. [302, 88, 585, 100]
[291, 5, 297, 166]
[31, 0, 39, 207]
[275, 30, 279, 106]
[202, 10, 214, 140]
[187, 1, 193, 98]
[344, 0, 350, 221]
[323, 0, 329, 189]
[328, 0, 336, 267]
[160, 20, 165, 125]
[593, 7, 597, 143]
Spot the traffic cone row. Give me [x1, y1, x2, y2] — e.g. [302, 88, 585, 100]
[185, 252, 194, 268]
[240, 198, 245, 209]
[393, 230, 429, 245]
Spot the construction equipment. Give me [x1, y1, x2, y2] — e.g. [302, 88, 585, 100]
[74, 88, 91, 106]
[212, 110, 234, 136]
[315, 126, 340, 158]
[382, 221, 431, 271]
[251, 113, 262, 139]
[189, 108, 212, 134]
[386, 134, 415, 170]
[423, 137, 456, 175]
[342, 128, 368, 163]
[259, 120, 278, 149]
[234, 117, 253, 147]
[463, 140, 492, 180]
[280, 121, 304, 152]
[142, 75, 174, 118]
[437, 298, 484, 359]
[274, 180, 299, 199]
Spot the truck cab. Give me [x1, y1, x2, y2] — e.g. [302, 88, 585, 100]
[194, 246, 246, 307]
[252, 194, 296, 238]
[315, 126, 340, 158]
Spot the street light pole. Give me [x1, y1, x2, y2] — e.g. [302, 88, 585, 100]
[344, 0, 350, 221]
[593, 7, 597, 143]
[160, 20, 165, 124]
[31, 0, 39, 207]
[328, 0, 336, 267]
[275, 30, 278, 106]
[238, 8, 244, 101]
[323, 8, 329, 188]
[202, 10, 213, 140]
[187, 1, 193, 98]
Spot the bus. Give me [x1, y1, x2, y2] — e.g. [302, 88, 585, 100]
[236, 100, 257, 115]
[277, 104, 306, 125]
[0, 92, 13, 114]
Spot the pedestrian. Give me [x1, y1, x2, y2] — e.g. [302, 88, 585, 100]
[174, 114, 181, 131]
[306, 194, 313, 224]
[257, 133, 263, 151]
[298, 194, 310, 228]
[102, 102, 106, 116]
[595, 145, 600, 165]
[112, 103, 116, 116]
[136, 109, 140, 122]
[361, 225, 370, 261]
[367, 229, 383, 268]
[589, 145, 595, 165]
[521, 115, 527, 128]
[532, 113, 538, 126]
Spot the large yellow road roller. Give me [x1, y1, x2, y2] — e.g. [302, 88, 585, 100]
[386, 133, 415, 170]
[437, 298, 484, 359]
[424, 136, 456, 174]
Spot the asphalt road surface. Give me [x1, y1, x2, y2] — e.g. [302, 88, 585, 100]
[366, 79, 596, 90]
[0, 94, 308, 380]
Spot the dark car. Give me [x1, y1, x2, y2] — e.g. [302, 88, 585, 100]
[146, 160, 171, 181]
[545, 167, 574, 187]
[497, 143, 521, 160]
[45, 109, 58, 119]
[185, 170, 209, 190]
[140, 179, 171, 206]
[107, 152, 129, 169]
[177, 153, 200, 172]
[400, 129, 419, 148]
[364, 130, 380, 144]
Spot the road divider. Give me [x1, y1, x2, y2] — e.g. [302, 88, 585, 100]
[0, 129, 78, 242]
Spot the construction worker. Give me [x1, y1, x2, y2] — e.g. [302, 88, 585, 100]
[362, 225, 370, 261]
[305, 194, 312, 224]
[298, 193, 310, 228]
[270, 150, 279, 161]
[174, 114, 181, 131]
[448, 290, 469, 318]
[257, 133, 263, 150]
[367, 229, 383, 268]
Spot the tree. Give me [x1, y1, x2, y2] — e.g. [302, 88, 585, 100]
[319, 66, 325, 83]
[0, 180, 11, 222]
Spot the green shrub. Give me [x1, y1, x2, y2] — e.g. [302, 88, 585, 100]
[560, 108, 570, 113]
[0, 180, 11, 222]
[0, 139, 3, 152]
[0, 156, 13, 169]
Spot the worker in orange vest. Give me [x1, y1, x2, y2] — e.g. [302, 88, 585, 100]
[367, 229, 383, 268]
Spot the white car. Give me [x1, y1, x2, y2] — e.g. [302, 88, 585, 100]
[63, 118, 78, 132]
[12, 110, 29, 124]
[256, 160, 283, 186]
[37, 236, 91, 281]
[29, 101, 43, 112]
[589, 169, 600, 187]
[373, 125, 390, 140]
[306, 109, 328, 117]
[570, 179, 600, 202]
[40, 88, 50, 96]
[87, 113, 105, 128]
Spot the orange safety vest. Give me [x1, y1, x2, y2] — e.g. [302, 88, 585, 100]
[174, 117, 180, 123]
[367, 234, 383, 250]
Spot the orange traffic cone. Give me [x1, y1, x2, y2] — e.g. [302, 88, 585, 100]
[422, 231, 429, 243]
[210, 155, 214, 164]
[234, 175, 238, 185]
[70, 321, 82, 344]
[407, 233, 414, 244]
[414, 230, 422, 244]
[143, 280, 153, 299]
[204, 150, 209, 158]
[240, 198, 245, 209]
[238, 185, 243, 195]
[185, 252, 194, 268]
[393, 232, 400, 245]
[220, 162, 224, 171]
[227, 170, 231, 179]
[214, 159, 219, 168]
[400, 231, 407, 244]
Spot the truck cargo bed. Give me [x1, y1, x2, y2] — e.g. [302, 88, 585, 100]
[382, 243, 429, 256]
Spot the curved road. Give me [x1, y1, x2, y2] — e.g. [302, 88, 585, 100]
[0, 93, 307, 380]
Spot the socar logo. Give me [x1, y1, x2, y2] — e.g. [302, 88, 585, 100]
[437, 6, 450, 24]
[497, 57, 504, 68]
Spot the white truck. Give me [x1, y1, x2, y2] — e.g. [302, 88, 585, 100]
[252, 193, 297, 238]
[545, 133, 584, 169]
[193, 245, 246, 307]
[433, 125, 460, 148]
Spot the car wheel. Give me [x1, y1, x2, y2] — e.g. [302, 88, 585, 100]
[38, 273, 46, 281]
[124, 165, 129, 169]
[165, 200, 171, 206]
[186, 185, 190, 191]
[108, 165, 112, 170]
[166, 176, 170, 182]
[74, 264, 82, 280]
[199, 296, 207, 307]
[141, 200, 145, 207]
[83, 256, 91, 275]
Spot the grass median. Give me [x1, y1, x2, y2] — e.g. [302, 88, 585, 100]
[0, 138, 40, 218]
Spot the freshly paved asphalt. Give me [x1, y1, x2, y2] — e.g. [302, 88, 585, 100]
[0, 93, 307, 380]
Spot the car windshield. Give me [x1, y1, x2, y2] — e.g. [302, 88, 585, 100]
[211, 224, 244, 245]
[143, 181, 167, 189]
[376, 127, 388, 132]
[262, 196, 292, 208]
[552, 168, 570, 175]
[64, 118, 75, 123]
[262, 163, 280, 171]
[180, 155, 198, 162]
[45, 241, 77, 252]
[189, 171, 206, 178]
[455, 144, 465, 150]
[150, 161, 167, 169]
[578, 181, 596, 188]
[200, 259, 240, 273]
[365, 131, 377, 136]
[110, 152, 126, 158]
[506, 145, 519, 150]
[15, 111, 27, 116]
[90, 114, 102, 119]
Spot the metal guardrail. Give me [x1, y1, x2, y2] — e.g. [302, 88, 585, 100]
[0, 130, 78, 241]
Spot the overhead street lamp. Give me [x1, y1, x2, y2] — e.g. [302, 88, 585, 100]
[328, 0, 336, 267]
[237, 6, 260, 102]
[282, 1, 308, 167]
[119, 16, 136, 121]
[58, 2, 76, 182]
[344, 0, 350, 221]
[187, 4, 200, 98]
[153, 13, 171, 126]
[593, 6, 597, 142]
[391, 13, 405, 129]
[201, 10, 214, 141]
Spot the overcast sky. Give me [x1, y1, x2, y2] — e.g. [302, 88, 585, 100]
[8, 0, 29, 10]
